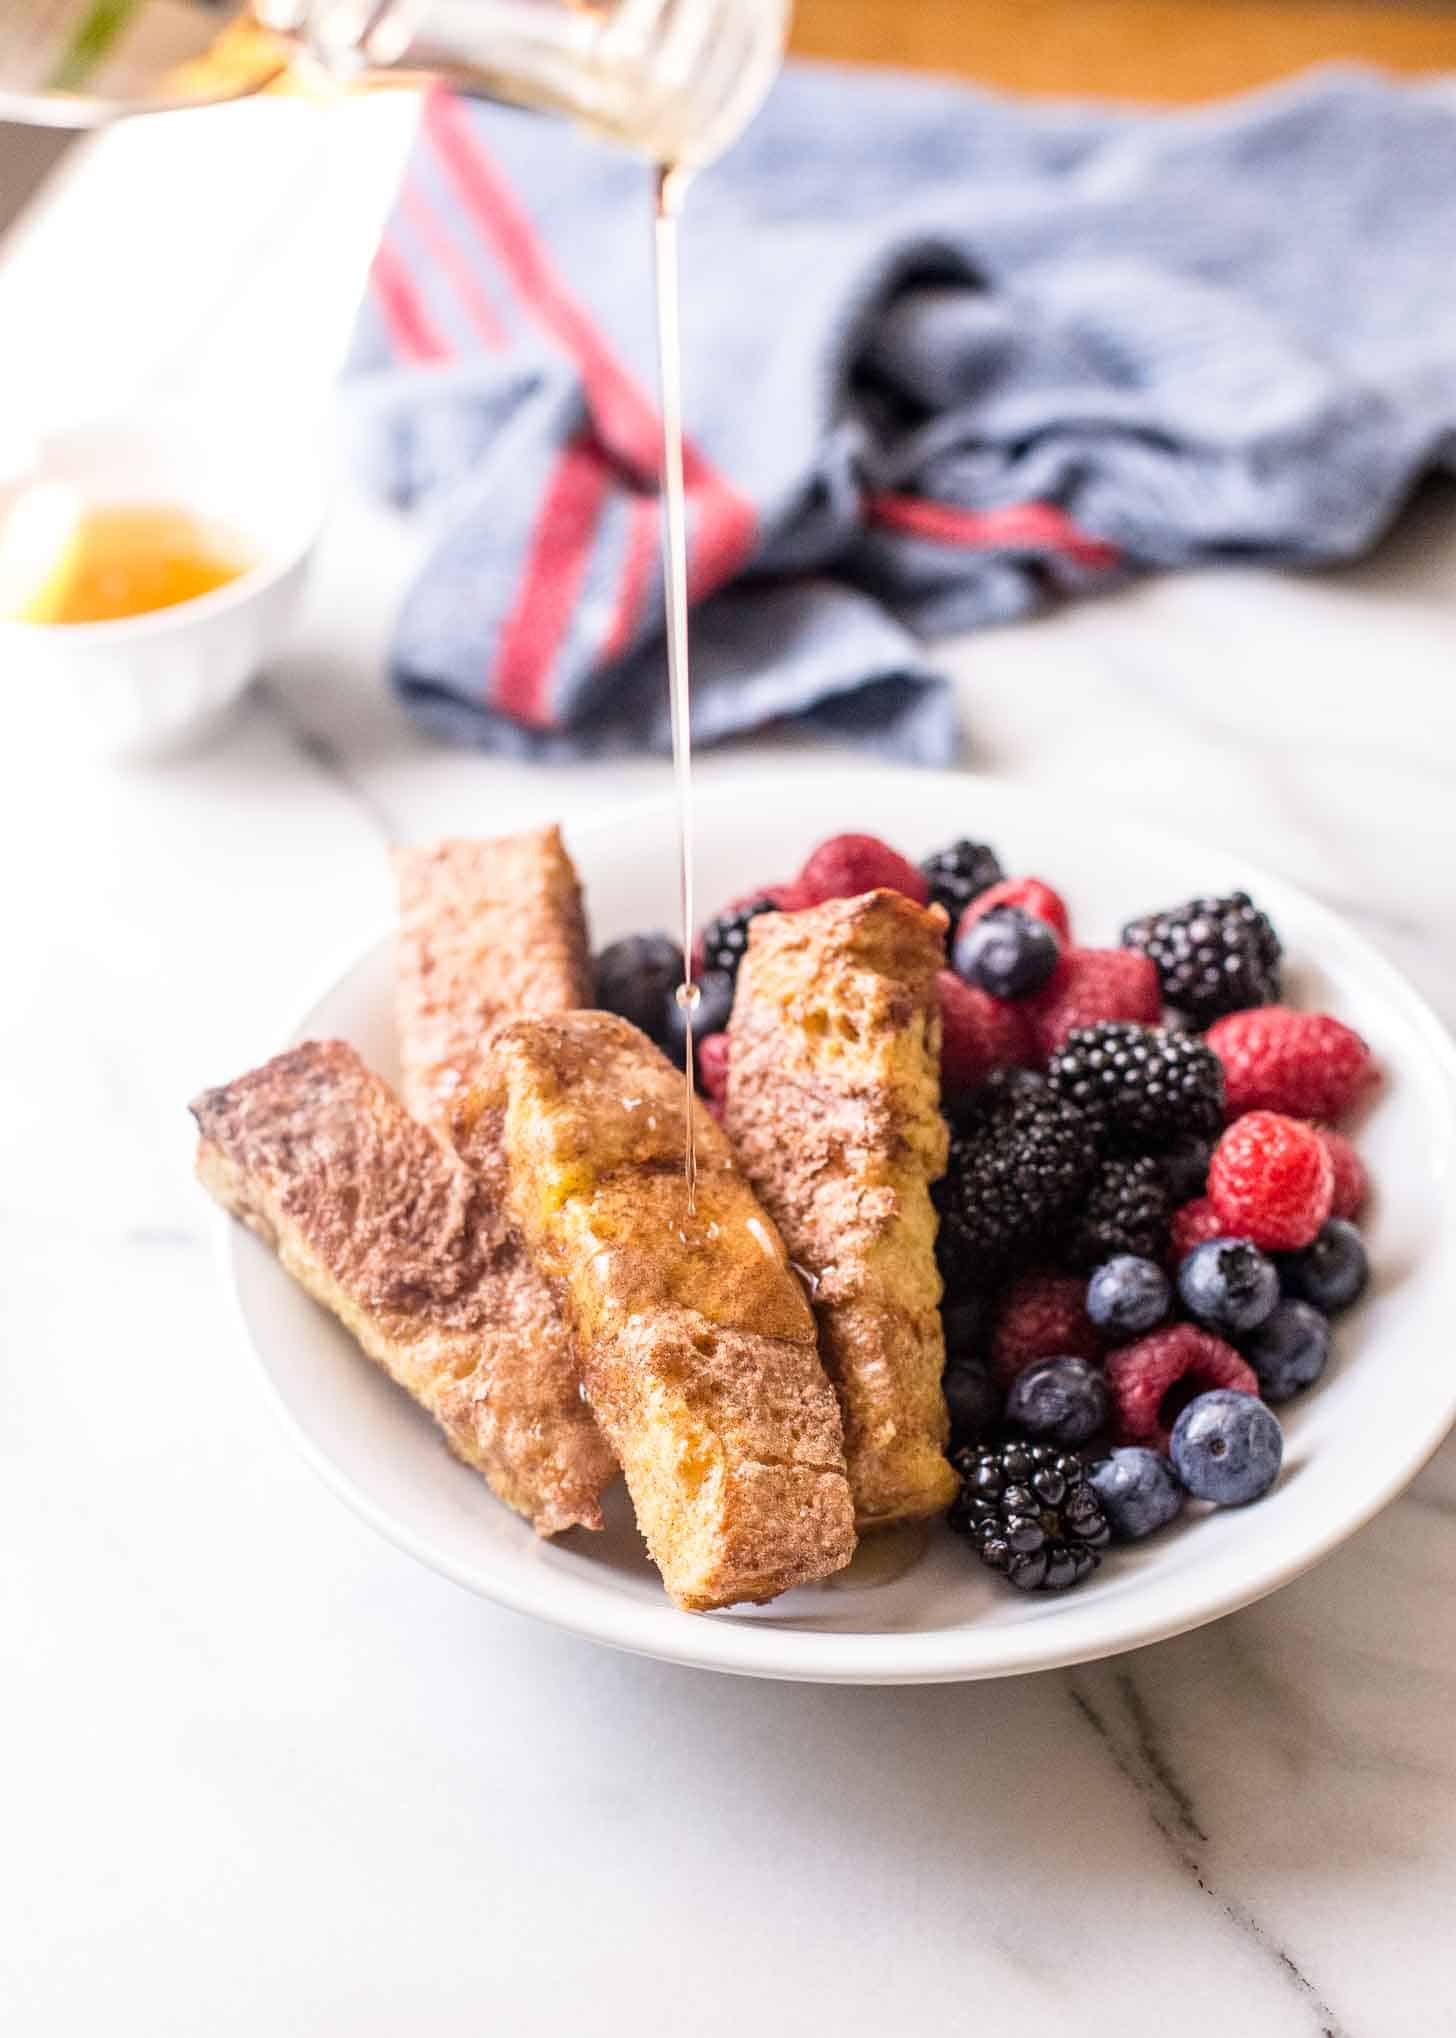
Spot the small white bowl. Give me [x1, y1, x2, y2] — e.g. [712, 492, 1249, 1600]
[0, 407, 324, 759]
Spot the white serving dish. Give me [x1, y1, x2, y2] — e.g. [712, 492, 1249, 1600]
[210, 770, 1456, 1683]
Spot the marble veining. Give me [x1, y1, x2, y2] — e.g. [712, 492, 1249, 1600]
[256, 676, 402, 846]
[1068, 1675, 1349, 2038]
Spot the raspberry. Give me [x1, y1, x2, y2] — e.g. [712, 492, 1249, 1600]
[1169, 1196, 1229, 1264]
[958, 877, 1072, 946]
[938, 970, 1035, 1092]
[1024, 947, 1162, 1061]
[696, 1030, 731, 1103]
[796, 833, 930, 909]
[1105, 1325, 1259, 1453]
[1206, 1007, 1377, 1123]
[1313, 1125, 1368, 1220]
[1208, 1111, 1334, 1251]
[989, 1271, 1102, 1389]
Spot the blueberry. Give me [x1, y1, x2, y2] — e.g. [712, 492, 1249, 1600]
[662, 968, 735, 1058]
[1005, 1356, 1109, 1448]
[1279, 1219, 1369, 1315]
[952, 906, 1061, 1000]
[1162, 1134, 1213, 1204]
[1243, 1299, 1331, 1404]
[1086, 1254, 1170, 1336]
[942, 1295, 986, 1359]
[1177, 1238, 1280, 1336]
[1169, 1389, 1283, 1505]
[943, 1356, 1001, 1441]
[594, 933, 684, 1049]
[1089, 1447, 1185, 1541]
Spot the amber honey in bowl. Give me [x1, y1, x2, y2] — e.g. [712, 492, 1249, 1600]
[0, 492, 252, 625]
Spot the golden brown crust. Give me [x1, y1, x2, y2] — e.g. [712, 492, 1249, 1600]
[391, 823, 613, 1518]
[724, 890, 959, 1528]
[455, 1013, 857, 1611]
[392, 827, 592, 1133]
[191, 1040, 613, 1536]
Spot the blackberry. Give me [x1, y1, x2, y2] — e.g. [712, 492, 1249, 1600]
[699, 898, 778, 985]
[1122, 890, 1282, 1027]
[919, 839, 1004, 925]
[1162, 1132, 1214, 1204]
[1065, 1154, 1172, 1270]
[949, 1439, 1110, 1591]
[935, 1082, 1097, 1290]
[944, 1065, 1046, 1129]
[1048, 1022, 1224, 1148]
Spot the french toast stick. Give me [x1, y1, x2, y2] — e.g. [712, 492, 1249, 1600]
[725, 890, 959, 1528]
[393, 826, 592, 1133]
[454, 1013, 857, 1610]
[192, 1040, 613, 1537]
[392, 826, 615, 1518]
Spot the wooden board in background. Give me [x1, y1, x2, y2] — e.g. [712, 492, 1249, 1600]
[790, 0, 1456, 102]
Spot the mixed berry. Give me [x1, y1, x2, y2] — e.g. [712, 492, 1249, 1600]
[949, 1441, 1110, 1592]
[594, 827, 1381, 1597]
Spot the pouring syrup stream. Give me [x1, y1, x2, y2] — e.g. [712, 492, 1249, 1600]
[652, 161, 700, 1213]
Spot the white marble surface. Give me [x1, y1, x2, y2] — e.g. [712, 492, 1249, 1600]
[4, 96, 1456, 2038]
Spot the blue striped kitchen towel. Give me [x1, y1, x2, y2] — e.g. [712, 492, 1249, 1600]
[346, 64, 1456, 762]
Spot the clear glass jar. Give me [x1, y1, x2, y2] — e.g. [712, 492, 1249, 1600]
[0, 0, 789, 167]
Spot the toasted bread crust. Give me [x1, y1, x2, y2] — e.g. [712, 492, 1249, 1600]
[392, 825, 613, 1505]
[725, 890, 958, 1528]
[192, 1040, 613, 1536]
[455, 1013, 857, 1611]
[393, 827, 592, 1132]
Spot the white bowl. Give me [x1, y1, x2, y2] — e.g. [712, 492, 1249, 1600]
[0, 407, 323, 759]
[213, 771, 1456, 1683]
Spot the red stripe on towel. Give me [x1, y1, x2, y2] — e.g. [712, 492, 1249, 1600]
[603, 496, 660, 662]
[423, 89, 756, 660]
[490, 434, 613, 726]
[369, 239, 452, 364]
[398, 178, 509, 351]
[867, 494, 1121, 572]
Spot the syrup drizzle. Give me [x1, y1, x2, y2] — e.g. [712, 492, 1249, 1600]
[652, 161, 699, 1213]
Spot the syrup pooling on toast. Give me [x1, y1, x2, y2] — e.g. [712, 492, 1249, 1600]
[653, 161, 700, 1213]
[540, 1064, 806, 1339]
[579, 1169, 811, 1345]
